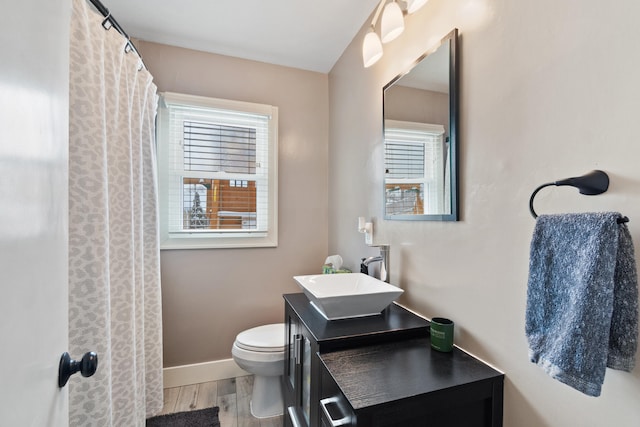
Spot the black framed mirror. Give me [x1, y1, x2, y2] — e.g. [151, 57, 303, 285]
[383, 28, 458, 221]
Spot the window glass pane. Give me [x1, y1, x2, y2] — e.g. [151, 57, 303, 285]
[165, 102, 268, 233]
[183, 121, 257, 174]
[385, 183, 424, 215]
[182, 178, 257, 230]
[385, 141, 425, 179]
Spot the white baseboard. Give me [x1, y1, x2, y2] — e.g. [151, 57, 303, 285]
[163, 358, 250, 388]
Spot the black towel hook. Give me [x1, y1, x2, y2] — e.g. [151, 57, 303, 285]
[529, 170, 629, 224]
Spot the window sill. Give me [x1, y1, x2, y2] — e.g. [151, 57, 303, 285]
[160, 234, 277, 250]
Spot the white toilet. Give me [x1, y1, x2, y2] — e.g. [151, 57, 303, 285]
[231, 323, 285, 418]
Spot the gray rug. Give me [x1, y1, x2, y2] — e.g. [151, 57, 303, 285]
[146, 407, 220, 427]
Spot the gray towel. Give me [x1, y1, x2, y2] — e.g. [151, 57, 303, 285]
[526, 212, 638, 397]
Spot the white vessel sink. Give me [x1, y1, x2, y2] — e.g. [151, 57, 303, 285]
[293, 273, 404, 320]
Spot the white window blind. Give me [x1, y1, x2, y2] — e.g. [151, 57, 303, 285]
[384, 120, 445, 215]
[157, 92, 278, 249]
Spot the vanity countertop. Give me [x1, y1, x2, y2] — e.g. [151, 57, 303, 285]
[283, 293, 429, 351]
[320, 337, 504, 411]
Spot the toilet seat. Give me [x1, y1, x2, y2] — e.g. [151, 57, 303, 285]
[235, 323, 285, 353]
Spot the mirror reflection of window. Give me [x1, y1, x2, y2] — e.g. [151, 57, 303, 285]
[384, 120, 445, 216]
[382, 29, 458, 221]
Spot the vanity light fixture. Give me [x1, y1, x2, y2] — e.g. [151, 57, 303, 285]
[362, 0, 430, 68]
[362, 31, 383, 68]
[380, 1, 405, 43]
[406, 0, 429, 14]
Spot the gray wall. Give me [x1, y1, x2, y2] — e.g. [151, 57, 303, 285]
[328, 0, 640, 426]
[137, 41, 329, 366]
[384, 86, 449, 127]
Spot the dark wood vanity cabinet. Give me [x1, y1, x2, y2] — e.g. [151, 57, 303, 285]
[283, 293, 430, 427]
[319, 338, 504, 427]
[283, 293, 504, 427]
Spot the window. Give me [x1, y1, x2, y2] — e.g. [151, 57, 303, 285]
[384, 120, 445, 216]
[157, 92, 278, 249]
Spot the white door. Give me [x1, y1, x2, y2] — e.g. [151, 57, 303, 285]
[0, 1, 71, 425]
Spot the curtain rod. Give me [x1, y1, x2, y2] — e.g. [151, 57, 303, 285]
[87, 0, 146, 69]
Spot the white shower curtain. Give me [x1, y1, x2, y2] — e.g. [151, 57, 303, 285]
[68, 0, 163, 425]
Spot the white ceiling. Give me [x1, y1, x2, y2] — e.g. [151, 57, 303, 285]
[103, 0, 381, 73]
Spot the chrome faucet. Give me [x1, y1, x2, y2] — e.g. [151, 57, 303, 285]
[360, 245, 390, 283]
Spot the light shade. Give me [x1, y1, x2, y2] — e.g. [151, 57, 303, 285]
[380, 1, 404, 43]
[362, 31, 383, 67]
[406, 0, 429, 14]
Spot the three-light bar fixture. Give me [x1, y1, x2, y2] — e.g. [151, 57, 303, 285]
[362, 0, 430, 67]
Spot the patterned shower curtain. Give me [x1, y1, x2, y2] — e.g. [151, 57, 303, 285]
[68, 0, 163, 425]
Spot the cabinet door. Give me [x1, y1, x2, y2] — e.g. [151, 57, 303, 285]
[286, 313, 297, 390]
[284, 309, 313, 427]
[284, 310, 301, 427]
[300, 331, 312, 425]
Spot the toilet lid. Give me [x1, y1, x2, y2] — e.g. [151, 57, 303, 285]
[235, 323, 285, 352]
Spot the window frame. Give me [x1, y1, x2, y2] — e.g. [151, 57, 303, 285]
[384, 120, 445, 216]
[157, 92, 278, 249]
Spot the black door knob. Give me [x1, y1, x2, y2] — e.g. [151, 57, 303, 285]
[58, 351, 98, 388]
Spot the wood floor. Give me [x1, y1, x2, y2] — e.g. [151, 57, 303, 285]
[159, 375, 283, 427]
